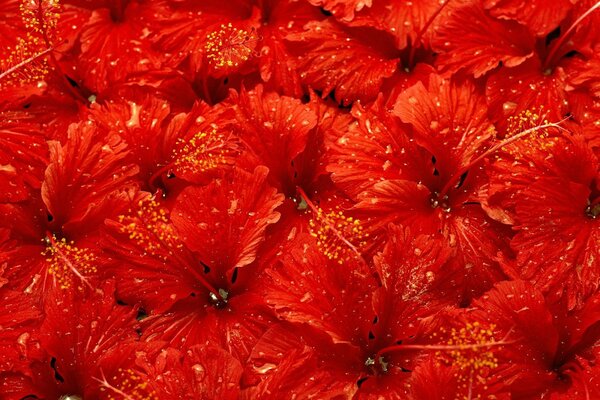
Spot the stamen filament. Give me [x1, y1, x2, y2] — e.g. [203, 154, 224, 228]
[45, 232, 94, 290]
[408, 0, 450, 68]
[544, 1, 600, 69]
[0, 47, 53, 82]
[438, 121, 566, 198]
[375, 329, 516, 361]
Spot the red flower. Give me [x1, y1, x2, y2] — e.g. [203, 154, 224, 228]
[4, 281, 139, 399]
[328, 74, 521, 299]
[1, 0, 599, 398]
[247, 227, 452, 398]
[103, 166, 282, 361]
[410, 280, 600, 398]
[508, 136, 600, 309]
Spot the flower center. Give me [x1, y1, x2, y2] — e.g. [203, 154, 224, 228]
[173, 128, 239, 174]
[209, 288, 229, 309]
[59, 396, 82, 400]
[585, 202, 600, 219]
[429, 191, 450, 212]
[364, 355, 389, 375]
[205, 23, 259, 69]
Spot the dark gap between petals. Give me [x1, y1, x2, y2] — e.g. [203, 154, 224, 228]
[319, 7, 332, 17]
[231, 267, 239, 284]
[201, 261, 211, 274]
[50, 357, 65, 383]
[136, 308, 147, 321]
[65, 76, 79, 88]
[545, 27, 561, 46]
[455, 171, 469, 189]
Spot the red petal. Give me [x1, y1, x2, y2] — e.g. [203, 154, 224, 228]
[350, 0, 448, 49]
[0, 111, 48, 202]
[394, 75, 496, 178]
[78, 5, 161, 92]
[258, 234, 375, 344]
[0, 289, 42, 373]
[229, 85, 318, 194]
[285, 20, 399, 104]
[485, 58, 568, 132]
[431, 3, 535, 77]
[307, 0, 373, 21]
[245, 323, 360, 399]
[172, 166, 283, 273]
[483, 0, 575, 36]
[41, 121, 138, 236]
[258, 1, 322, 97]
[326, 98, 431, 199]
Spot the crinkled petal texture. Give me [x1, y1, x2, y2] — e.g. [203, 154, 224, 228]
[0, 112, 48, 203]
[431, 2, 535, 78]
[394, 75, 496, 179]
[228, 86, 317, 195]
[0, 288, 42, 377]
[33, 282, 139, 398]
[258, 233, 375, 343]
[244, 323, 360, 400]
[307, 0, 373, 21]
[42, 121, 138, 237]
[485, 58, 569, 130]
[87, 91, 178, 186]
[130, 344, 243, 400]
[78, 4, 162, 92]
[483, 0, 575, 36]
[285, 20, 399, 105]
[172, 166, 283, 274]
[349, 0, 445, 49]
[326, 98, 431, 199]
[257, 0, 322, 97]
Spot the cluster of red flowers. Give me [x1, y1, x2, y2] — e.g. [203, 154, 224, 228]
[1, 0, 599, 398]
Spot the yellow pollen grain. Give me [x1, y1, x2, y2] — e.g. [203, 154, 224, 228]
[172, 128, 237, 174]
[20, 0, 61, 38]
[503, 106, 557, 158]
[205, 22, 258, 69]
[99, 368, 157, 400]
[308, 207, 367, 264]
[1, 0, 60, 86]
[436, 321, 499, 400]
[118, 198, 182, 260]
[43, 236, 97, 290]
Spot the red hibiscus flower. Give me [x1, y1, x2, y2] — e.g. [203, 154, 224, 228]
[1, 0, 599, 398]
[246, 227, 453, 398]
